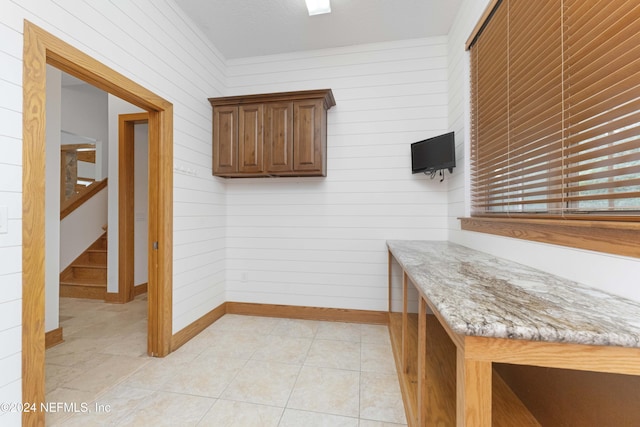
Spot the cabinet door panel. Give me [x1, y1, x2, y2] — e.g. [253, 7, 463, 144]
[266, 102, 294, 173]
[238, 104, 264, 173]
[294, 100, 324, 173]
[213, 106, 238, 174]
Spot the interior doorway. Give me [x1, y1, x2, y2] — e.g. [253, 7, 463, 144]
[118, 113, 150, 303]
[22, 21, 174, 426]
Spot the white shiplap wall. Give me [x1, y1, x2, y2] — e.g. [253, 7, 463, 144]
[225, 38, 449, 312]
[0, 49, 23, 427]
[447, 0, 640, 303]
[0, 5, 28, 424]
[0, 1, 227, 419]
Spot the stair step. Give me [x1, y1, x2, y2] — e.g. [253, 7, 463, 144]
[60, 231, 108, 300]
[88, 232, 108, 250]
[68, 266, 107, 281]
[60, 280, 106, 288]
[91, 239, 108, 250]
[71, 263, 106, 269]
[81, 250, 107, 265]
[60, 283, 106, 300]
[60, 272, 107, 286]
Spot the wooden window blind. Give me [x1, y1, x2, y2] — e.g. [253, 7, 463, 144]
[469, 0, 640, 220]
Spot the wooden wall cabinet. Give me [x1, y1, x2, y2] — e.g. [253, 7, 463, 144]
[209, 89, 335, 177]
[212, 105, 237, 174]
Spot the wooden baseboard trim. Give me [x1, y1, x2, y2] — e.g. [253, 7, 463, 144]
[170, 302, 227, 352]
[45, 327, 64, 349]
[134, 283, 148, 296]
[105, 283, 148, 304]
[226, 302, 389, 324]
[168, 301, 388, 356]
[105, 291, 124, 304]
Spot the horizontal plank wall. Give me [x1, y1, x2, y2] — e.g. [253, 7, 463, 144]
[225, 39, 449, 312]
[446, 0, 640, 304]
[1, 1, 228, 423]
[1, 5, 30, 427]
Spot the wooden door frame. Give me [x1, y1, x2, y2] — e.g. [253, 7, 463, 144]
[109, 113, 149, 304]
[22, 21, 173, 426]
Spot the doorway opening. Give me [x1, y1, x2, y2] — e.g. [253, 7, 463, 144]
[117, 113, 150, 304]
[22, 21, 173, 426]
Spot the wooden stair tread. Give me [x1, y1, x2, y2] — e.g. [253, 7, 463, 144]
[71, 263, 106, 269]
[60, 281, 106, 288]
[60, 231, 108, 300]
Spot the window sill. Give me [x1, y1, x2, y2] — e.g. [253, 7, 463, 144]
[459, 217, 640, 258]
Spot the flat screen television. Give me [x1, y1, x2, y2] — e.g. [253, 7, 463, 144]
[411, 131, 456, 175]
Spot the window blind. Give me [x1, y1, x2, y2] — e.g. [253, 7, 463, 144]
[470, 0, 640, 219]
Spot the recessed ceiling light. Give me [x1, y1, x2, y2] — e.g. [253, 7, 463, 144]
[305, 0, 331, 16]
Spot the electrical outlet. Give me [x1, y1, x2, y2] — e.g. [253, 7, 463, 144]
[241, 272, 248, 282]
[0, 206, 7, 234]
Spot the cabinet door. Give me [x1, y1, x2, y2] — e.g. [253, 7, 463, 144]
[294, 99, 325, 174]
[265, 102, 294, 174]
[238, 104, 264, 174]
[213, 105, 238, 175]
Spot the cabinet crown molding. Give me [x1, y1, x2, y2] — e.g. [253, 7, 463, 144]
[209, 89, 336, 110]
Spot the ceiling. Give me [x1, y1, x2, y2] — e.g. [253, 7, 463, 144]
[175, 0, 464, 60]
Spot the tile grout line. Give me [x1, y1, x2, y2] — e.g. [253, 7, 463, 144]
[274, 318, 315, 425]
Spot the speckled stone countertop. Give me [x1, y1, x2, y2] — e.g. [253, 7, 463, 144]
[387, 240, 640, 348]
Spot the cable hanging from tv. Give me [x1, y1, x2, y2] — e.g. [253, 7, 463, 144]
[424, 168, 448, 182]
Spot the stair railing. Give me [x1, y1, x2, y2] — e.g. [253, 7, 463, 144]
[60, 178, 108, 220]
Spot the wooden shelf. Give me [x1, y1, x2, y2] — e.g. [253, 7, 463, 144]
[389, 311, 540, 426]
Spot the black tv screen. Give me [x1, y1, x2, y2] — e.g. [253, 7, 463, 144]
[411, 132, 456, 174]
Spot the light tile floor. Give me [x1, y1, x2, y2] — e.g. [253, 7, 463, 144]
[47, 296, 407, 426]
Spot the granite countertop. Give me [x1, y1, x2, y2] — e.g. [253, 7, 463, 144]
[387, 240, 640, 348]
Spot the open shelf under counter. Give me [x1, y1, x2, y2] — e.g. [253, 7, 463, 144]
[387, 240, 640, 427]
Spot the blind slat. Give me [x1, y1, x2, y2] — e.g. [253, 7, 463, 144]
[470, 0, 640, 217]
[565, 100, 640, 137]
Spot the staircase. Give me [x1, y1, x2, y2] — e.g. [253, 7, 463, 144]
[60, 232, 107, 299]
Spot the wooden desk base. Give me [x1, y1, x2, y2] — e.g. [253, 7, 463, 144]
[390, 307, 640, 426]
[388, 246, 640, 426]
[389, 312, 539, 427]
